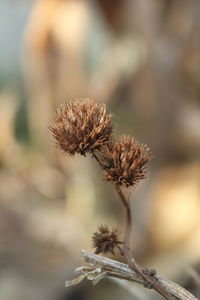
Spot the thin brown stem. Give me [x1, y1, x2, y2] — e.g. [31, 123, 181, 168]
[92, 152, 177, 299]
[115, 185, 176, 300]
[115, 185, 132, 251]
[91, 150, 105, 169]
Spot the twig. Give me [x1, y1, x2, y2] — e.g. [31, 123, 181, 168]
[91, 144, 197, 300]
[115, 186, 177, 300]
[91, 150, 106, 169]
[65, 250, 198, 300]
[115, 185, 132, 250]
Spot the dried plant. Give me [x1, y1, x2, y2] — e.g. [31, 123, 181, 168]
[99, 136, 151, 187]
[50, 98, 197, 300]
[50, 98, 113, 156]
[92, 225, 122, 255]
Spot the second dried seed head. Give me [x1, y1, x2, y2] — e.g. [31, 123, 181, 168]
[101, 136, 151, 188]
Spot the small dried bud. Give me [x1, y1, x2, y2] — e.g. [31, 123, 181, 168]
[92, 225, 122, 255]
[101, 136, 151, 187]
[50, 99, 113, 156]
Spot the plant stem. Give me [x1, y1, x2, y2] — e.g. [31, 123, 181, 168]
[91, 150, 105, 169]
[115, 185, 132, 252]
[92, 151, 176, 299]
[115, 185, 176, 300]
[81, 250, 198, 300]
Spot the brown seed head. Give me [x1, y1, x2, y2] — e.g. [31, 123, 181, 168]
[92, 225, 122, 255]
[50, 99, 113, 156]
[101, 136, 151, 187]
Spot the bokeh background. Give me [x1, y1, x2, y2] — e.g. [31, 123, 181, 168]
[0, 1, 200, 299]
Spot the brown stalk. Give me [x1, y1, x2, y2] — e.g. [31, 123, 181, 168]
[92, 153, 175, 298]
[115, 185, 176, 300]
[115, 185, 131, 250]
[91, 150, 106, 170]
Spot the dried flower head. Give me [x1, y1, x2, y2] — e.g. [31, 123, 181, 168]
[92, 225, 122, 255]
[50, 99, 113, 156]
[101, 136, 151, 188]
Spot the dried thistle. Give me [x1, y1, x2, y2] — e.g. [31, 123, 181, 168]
[50, 99, 113, 156]
[92, 225, 122, 255]
[51, 100, 190, 299]
[100, 136, 151, 188]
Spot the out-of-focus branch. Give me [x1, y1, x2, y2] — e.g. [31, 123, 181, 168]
[187, 267, 200, 289]
[65, 250, 198, 300]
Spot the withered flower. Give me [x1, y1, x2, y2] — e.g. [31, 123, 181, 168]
[92, 225, 122, 255]
[101, 136, 151, 188]
[50, 99, 113, 156]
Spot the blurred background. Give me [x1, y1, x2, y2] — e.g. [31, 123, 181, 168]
[0, 0, 200, 299]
